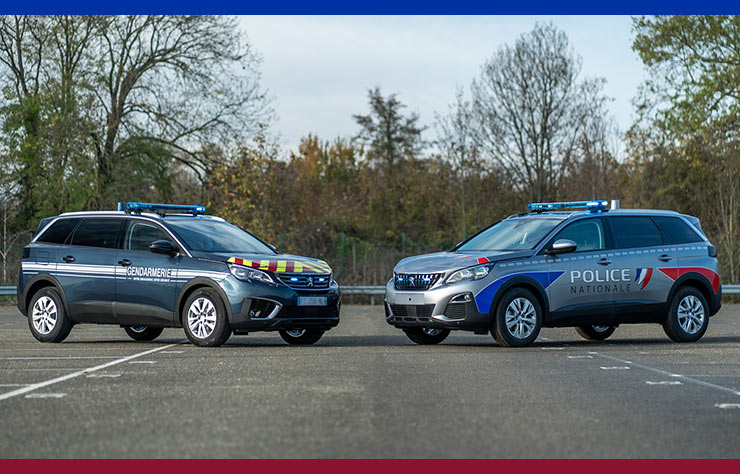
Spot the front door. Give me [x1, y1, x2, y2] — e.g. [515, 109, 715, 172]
[57, 218, 123, 323]
[545, 217, 617, 326]
[114, 219, 180, 326]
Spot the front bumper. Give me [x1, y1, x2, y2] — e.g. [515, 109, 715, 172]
[223, 277, 341, 332]
[384, 279, 490, 332]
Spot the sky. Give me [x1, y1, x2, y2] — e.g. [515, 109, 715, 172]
[239, 15, 647, 152]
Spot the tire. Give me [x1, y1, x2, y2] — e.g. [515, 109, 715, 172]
[576, 325, 616, 341]
[181, 288, 231, 347]
[663, 286, 709, 342]
[28, 287, 72, 343]
[403, 327, 450, 345]
[492, 288, 542, 347]
[279, 329, 325, 345]
[124, 326, 164, 341]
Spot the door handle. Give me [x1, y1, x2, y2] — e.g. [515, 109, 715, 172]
[118, 259, 132, 266]
[597, 258, 612, 266]
[62, 255, 75, 263]
[658, 254, 673, 262]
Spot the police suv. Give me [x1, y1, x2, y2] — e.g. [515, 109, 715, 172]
[18, 202, 341, 347]
[385, 200, 721, 347]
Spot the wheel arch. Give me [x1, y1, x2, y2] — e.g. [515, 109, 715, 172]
[488, 276, 550, 325]
[22, 274, 70, 318]
[667, 273, 715, 315]
[176, 277, 233, 327]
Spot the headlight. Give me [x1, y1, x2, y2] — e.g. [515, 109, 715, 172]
[228, 264, 275, 284]
[446, 264, 491, 284]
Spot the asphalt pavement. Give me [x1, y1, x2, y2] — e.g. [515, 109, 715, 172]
[1, 304, 739, 458]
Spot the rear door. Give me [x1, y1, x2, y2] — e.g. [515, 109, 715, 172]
[57, 217, 123, 323]
[114, 219, 180, 326]
[544, 217, 616, 325]
[606, 216, 674, 321]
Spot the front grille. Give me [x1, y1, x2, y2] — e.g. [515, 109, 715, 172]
[444, 302, 467, 320]
[277, 306, 339, 319]
[394, 273, 442, 291]
[249, 299, 276, 319]
[389, 304, 435, 323]
[277, 273, 331, 290]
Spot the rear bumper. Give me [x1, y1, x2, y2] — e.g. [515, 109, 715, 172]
[709, 286, 722, 316]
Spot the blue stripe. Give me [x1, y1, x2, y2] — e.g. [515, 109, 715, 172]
[474, 271, 563, 314]
[635, 268, 642, 282]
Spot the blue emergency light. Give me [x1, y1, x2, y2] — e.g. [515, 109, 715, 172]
[122, 202, 206, 215]
[527, 200, 609, 212]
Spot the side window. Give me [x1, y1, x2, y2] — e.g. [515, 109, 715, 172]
[609, 217, 663, 249]
[36, 218, 81, 245]
[70, 219, 122, 249]
[653, 217, 704, 244]
[125, 221, 171, 252]
[551, 219, 605, 252]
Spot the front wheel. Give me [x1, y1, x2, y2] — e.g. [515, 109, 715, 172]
[492, 288, 542, 347]
[124, 326, 164, 341]
[182, 288, 231, 347]
[279, 329, 325, 345]
[403, 327, 450, 345]
[663, 287, 709, 342]
[575, 325, 616, 341]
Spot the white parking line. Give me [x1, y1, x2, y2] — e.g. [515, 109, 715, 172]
[86, 373, 121, 378]
[600, 366, 631, 370]
[715, 403, 740, 409]
[128, 360, 157, 364]
[567, 355, 594, 359]
[0, 343, 180, 402]
[5, 356, 123, 360]
[160, 350, 184, 354]
[0, 384, 31, 387]
[25, 393, 67, 399]
[596, 353, 740, 396]
[646, 381, 683, 386]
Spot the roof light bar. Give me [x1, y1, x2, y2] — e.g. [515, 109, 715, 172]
[124, 202, 206, 215]
[527, 200, 609, 212]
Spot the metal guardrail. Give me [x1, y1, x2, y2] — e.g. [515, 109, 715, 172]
[2, 284, 738, 302]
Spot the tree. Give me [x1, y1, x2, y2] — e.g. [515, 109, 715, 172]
[471, 22, 612, 202]
[353, 86, 425, 170]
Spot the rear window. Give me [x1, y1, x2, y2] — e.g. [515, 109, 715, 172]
[70, 219, 122, 249]
[653, 217, 704, 244]
[36, 218, 81, 245]
[609, 217, 663, 249]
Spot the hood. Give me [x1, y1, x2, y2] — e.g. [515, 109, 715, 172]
[193, 251, 333, 274]
[393, 250, 533, 274]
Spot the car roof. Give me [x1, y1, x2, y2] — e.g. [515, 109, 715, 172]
[55, 211, 225, 222]
[510, 208, 684, 220]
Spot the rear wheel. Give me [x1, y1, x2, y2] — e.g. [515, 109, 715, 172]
[28, 287, 72, 343]
[492, 288, 542, 347]
[663, 287, 709, 342]
[278, 329, 325, 345]
[575, 325, 616, 341]
[403, 327, 450, 345]
[124, 326, 164, 341]
[182, 288, 231, 347]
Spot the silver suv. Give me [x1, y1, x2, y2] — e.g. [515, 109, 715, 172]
[384, 200, 721, 346]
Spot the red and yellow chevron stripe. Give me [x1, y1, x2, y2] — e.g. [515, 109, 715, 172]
[227, 257, 332, 274]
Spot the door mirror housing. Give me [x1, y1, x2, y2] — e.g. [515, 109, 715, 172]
[149, 240, 177, 255]
[546, 239, 577, 256]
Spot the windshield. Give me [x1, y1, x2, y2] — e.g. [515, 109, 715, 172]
[166, 219, 275, 255]
[457, 217, 564, 252]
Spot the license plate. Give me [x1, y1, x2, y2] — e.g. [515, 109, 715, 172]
[395, 292, 426, 305]
[297, 296, 327, 306]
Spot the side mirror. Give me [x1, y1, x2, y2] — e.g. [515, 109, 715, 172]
[546, 239, 577, 256]
[149, 240, 177, 255]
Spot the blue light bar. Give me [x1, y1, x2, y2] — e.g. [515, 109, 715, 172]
[125, 202, 206, 215]
[528, 200, 609, 212]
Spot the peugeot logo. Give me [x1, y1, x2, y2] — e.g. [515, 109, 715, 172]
[307, 276, 314, 287]
[408, 276, 415, 286]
